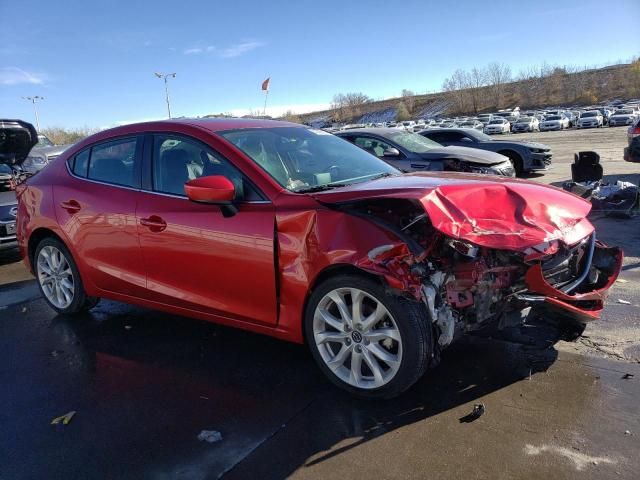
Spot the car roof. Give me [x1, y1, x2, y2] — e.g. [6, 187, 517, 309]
[99, 117, 302, 137]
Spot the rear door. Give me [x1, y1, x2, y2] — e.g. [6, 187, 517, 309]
[54, 135, 147, 297]
[135, 133, 278, 326]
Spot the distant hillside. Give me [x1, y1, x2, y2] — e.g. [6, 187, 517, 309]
[296, 61, 640, 126]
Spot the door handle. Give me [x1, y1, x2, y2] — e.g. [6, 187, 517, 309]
[60, 200, 81, 213]
[140, 215, 167, 232]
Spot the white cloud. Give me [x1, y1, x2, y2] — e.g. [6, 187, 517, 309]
[219, 41, 264, 58]
[206, 45, 216, 52]
[184, 47, 203, 55]
[0, 66, 47, 85]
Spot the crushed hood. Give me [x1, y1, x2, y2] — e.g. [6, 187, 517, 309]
[313, 172, 594, 252]
[0, 119, 38, 166]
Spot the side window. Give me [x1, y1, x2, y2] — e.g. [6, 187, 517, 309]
[152, 134, 263, 201]
[88, 138, 138, 187]
[72, 149, 89, 177]
[353, 136, 393, 157]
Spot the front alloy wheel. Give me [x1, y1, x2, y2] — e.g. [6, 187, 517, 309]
[313, 287, 403, 389]
[305, 275, 432, 398]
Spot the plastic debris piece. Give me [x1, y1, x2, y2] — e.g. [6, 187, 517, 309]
[616, 279, 629, 283]
[625, 430, 632, 435]
[198, 430, 222, 443]
[622, 373, 634, 380]
[617, 299, 631, 305]
[51, 411, 76, 425]
[459, 403, 485, 423]
[124, 325, 132, 330]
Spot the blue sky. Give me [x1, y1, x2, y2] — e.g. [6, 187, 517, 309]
[1, 0, 638, 129]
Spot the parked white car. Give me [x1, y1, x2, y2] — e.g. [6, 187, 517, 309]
[577, 110, 604, 129]
[539, 115, 569, 131]
[484, 118, 511, 134]
[512, 117, 540, 133]
[609, 109, 639, 127]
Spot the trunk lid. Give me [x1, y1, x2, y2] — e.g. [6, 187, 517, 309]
[0, 119, 38, 166]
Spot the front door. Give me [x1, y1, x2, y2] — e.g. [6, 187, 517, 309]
[136, 133, 278, 326]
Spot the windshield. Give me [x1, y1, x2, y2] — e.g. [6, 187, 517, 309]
[546, 116, 561, 121]
[582, 111, 598, 117]
[220, 127, 399, 192]
[385, 131, 441, 153]
[489, 119, 504, 124]
[36, 136, 53, 147]
[518, 117, 532, 122]
[616, 109, 633, 115]
[0, 163, 12, 174]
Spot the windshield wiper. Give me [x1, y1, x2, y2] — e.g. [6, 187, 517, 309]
[366, 172, 399, 181]
[294, 182, 350, 193]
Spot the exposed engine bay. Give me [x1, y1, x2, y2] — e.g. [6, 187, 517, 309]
[338, 198, 623, 349]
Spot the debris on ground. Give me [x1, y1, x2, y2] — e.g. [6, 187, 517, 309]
[459, 403, 485, 423]
[617, 299, 632, 305]
[124, 325, 132, 330]
[622, 373, 634, 379]
[197, 430, 222, 443]
[616, 278, 629, 283]
[51, 411, 76, 425]
[625, 430, 632, 435]
[562, 151, 639, 218]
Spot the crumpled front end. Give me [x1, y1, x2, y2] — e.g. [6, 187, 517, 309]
[332, 188, 622, 349]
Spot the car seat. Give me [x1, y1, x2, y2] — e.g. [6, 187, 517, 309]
[571, 151, 603, 183]
[159, 149, 191, 194]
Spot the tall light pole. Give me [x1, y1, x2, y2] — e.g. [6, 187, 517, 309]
[154, 72, 176, 118]
[22, 96, 44, 131]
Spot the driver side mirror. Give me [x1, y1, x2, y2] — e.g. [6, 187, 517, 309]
[382, 147, 401, 157]
[185, 175, 238, 217]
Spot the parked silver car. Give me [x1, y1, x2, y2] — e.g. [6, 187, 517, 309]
[609, 109, 638, 127]
[22, 134, 72, 174]
[577, 111, 604, 129]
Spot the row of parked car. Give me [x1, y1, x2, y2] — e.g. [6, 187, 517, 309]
[335, 102, 640, 136]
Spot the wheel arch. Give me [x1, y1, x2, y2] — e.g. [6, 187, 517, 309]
[27, 227, 67, 270]
[497, 149, 525, 174]
[301, 263, 386, 344]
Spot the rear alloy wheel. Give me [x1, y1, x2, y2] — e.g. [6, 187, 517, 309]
[305, 275, 431, 398]
[35, 238, 99, 315]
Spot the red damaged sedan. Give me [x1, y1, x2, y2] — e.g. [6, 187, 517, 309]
[14, 118, 622, 398]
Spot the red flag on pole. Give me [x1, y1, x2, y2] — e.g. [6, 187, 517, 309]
[261, 77, 270, 91]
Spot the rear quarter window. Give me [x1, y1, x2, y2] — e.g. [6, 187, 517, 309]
[72, 149, 90, 177]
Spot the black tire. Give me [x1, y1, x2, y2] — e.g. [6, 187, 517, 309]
[304, 274, 432, 399]
[34, 237, 99, 315]
[501, 151, 524, 177]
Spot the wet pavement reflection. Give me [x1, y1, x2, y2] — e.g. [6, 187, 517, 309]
[1, 295, 639, 479]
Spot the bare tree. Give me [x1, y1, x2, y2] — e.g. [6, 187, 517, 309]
[401, 89, 416, 113]
[486, 62, 512, 109]
[442, 69, 470, 113]
[395, 101, 411, 121]
[331, 92, 372, 122]
[468, 67, 486, 113]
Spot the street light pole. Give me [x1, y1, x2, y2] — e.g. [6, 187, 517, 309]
[154, 72, 176, 119]
[22, 96, 44, 131]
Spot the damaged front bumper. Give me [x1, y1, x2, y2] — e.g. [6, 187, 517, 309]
[518, 236, 623, 323]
